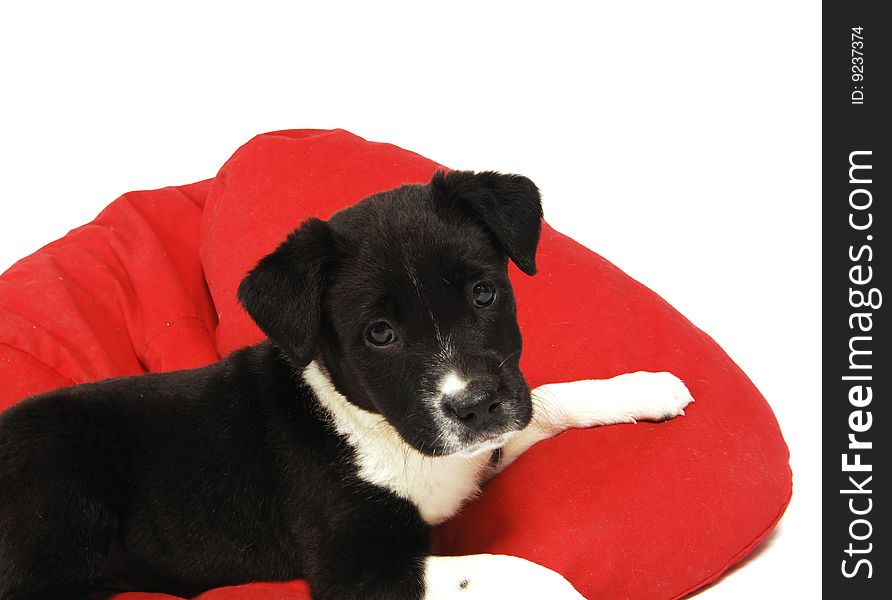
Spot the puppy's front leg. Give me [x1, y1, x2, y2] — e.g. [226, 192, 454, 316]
[424, 554, 584, 599]
[496, 372, 694, 473]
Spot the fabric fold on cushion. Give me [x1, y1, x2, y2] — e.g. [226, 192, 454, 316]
[0, 180, 218, 410]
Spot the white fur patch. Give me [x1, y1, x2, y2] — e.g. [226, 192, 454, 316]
[423, 554, 585, 599]
[303, 361, 489, 525]
[439, 371, 468, 396]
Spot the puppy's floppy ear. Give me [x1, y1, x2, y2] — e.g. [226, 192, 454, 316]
[237, 218, 334, 366]
[431, 170, 543, 275]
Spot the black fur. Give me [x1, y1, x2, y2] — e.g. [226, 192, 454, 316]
[238, 217, 336, 366]
[430, 170, 542, 276]
[0, 170, 542, 600]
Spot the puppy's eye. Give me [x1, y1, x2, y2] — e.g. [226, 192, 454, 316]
[472, 282, 496, 308]
[366, 321, 397, 347]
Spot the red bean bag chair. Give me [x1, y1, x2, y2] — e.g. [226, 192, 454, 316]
[0, 129, 791, 599]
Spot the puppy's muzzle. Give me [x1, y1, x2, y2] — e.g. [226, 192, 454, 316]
[444, 386, 503, 433]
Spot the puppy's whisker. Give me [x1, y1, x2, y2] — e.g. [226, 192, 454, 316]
[530, 387, 565, 430]
[497, 351, 521, 370]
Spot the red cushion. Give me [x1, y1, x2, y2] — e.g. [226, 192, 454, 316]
[0, 129, 791, 600]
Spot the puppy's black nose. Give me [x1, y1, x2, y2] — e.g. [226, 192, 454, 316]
[449, 390, 502, 432]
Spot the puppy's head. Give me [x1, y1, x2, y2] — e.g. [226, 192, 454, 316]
[238, 171, 542, 456]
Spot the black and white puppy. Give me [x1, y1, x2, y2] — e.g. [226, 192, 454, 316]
[0, 171, 693, 600]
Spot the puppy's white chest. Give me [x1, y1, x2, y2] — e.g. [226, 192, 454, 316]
[351, 437, 486, 525]
[303, 361, 487, 525]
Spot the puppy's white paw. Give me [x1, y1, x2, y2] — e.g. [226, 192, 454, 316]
[424, 554, 586, 599]
[531, 372, 694, 431]
[611, 371, 694, 422]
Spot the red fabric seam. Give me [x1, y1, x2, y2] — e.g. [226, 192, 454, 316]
[0, 342, 78, 386]
[674, 484, 794, 599]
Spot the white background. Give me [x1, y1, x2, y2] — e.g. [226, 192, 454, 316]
[0, 2, 820, 598]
